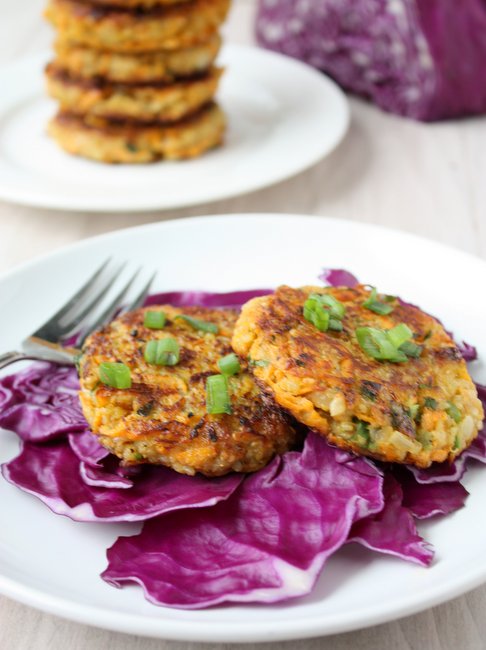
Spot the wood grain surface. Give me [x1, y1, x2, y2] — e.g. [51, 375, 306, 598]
[1, 0, 486, 648]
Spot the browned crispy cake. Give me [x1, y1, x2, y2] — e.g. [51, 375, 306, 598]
[86, 0, 191, 10]
[53, 34, 221, 84]
[44, 0, 230, 53]
[232, 284, 484, 468]
[45, 61, 223, 122]
[47, 102, 226, 162]
[78, 305, 298, 476]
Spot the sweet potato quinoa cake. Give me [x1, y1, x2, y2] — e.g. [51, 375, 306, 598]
[86, 0, 192, 9]
[232, 284, 484, 468]
[48, 102, 225, 162]
[78, 305, 297, 476]
[45, 0, 230, 53]
[46, 62, 223, 122]
[53, 34, 221, 84]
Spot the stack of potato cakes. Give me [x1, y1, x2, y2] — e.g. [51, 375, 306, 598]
[44, 0, 230, 163]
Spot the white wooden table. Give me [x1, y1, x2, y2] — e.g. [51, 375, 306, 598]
[1, 1, 486, 648]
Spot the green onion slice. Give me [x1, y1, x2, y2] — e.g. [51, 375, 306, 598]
[355, 420, 370, 440]
[304, 293, 346, 333]
[175, 315, 218, 334]
[99, 362, 132, 389]
[366, 301, 394, 316]
[446, 402, 462, 423]
[399, 340, 423, 358]
[144, 338, 180, 366]
[387, 323, 413, 349]
[143, 311, 166, 329]
[249, 359, 269, 367]
[356, 324, 421, 363]
[362, 288, 394, 315]
[206, 375, 232, 414]
[218, 353, 241, 376]
[329, 318, 344, 332]
[303, 298, 330, 332]
[355, 327, 407, 362]
[408, 404, 420, 420]
[424, 397, 438, 410]
[309, 293, 346, 319]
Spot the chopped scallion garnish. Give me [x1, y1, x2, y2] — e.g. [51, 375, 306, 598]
[144, 338, 180, 366]
[367, 301, 394, 315]
[387, 323, 413, 349]
[303, 298, 330, 332]
[304, 293, 346, 332]
[206, 375, 232, 414]
[362, 288, 394, 315]
[353, 420, 371, 446]
[355, 323, 422, 363]
[218, 353, 241, 376]
[424, 397, 438, 410]
[356, 420, 370, 439]
[446, 402, 462, 423]
[99, 362, 132, 389]
[408, 404, 420, 420]
[309, 293, 346, 319]
[399, 341, 423, 358]
[355, 327, 407, 362]
[175, 315, 218, 334]
[249, 359, 269, 367]
[143, 311, 166, 329]
[329, 318, 344, 332]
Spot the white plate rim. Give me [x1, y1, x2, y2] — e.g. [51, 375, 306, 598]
[0, 45, 350, 212]
[0, 213, 485, 643]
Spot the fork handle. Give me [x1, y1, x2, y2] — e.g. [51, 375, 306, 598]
[0, 351, 30, 370]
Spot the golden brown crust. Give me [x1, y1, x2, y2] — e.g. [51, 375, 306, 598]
[78, 306, 297, 476]
[86, 0, 191, 10]
[45, 62, 223, 122]
[232, 284, 484, 468]
[47, 102, 226, 162]
[53, 34, 221, 83]
[44, 0, 230, 52]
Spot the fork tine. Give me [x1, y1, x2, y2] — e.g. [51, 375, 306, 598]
[77, 268, 146, 347]
[39, 263, 122, 340]
[125, 271, 156, 311]
[55, 264, 125, 338]
[33, 258, 111, 341]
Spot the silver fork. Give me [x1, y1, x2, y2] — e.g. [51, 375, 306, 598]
[0, 260, 155, 371]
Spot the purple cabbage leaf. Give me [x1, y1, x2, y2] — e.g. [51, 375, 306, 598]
[348, 474, 434, 565]
[102, 433, 384, 608]
[68, 429, 110, 467]
[1, 440, 242, 523]
[319, 268, 359, 288]
[397, 471, 469, 520]
[144, 289, 272, 310]
[0, 363, 85, 442]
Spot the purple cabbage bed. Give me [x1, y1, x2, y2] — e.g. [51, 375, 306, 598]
[255, 0, 486, 122]
[1, 280, 485, 609]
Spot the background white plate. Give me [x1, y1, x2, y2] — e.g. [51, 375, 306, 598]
[0, 46, 349, 212]
[0, 214, 485, 643]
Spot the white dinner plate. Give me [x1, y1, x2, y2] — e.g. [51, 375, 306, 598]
[0, 46, 348, 212]
[0, 214, 485, 643]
